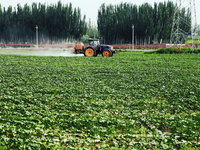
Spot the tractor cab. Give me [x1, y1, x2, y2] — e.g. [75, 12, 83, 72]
[89, 39, 100, 50]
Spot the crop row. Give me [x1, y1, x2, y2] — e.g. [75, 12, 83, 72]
[0, 53, 200, 149]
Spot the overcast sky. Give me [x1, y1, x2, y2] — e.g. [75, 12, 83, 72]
[0, 0, 199, 24]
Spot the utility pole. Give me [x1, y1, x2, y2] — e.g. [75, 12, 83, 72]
[170, 0, 198, 50]
[190, 1, 194, 50]
[198, 25, 200, 48]
[132, 25, 134, 50]
[36, 25, 38, 48]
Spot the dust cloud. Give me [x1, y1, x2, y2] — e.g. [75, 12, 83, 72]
[0, 47, 84, 57]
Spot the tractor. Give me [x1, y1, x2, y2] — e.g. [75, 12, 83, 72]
[74, 39, 115, 57]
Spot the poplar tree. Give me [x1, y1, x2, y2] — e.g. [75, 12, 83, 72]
[0, 2, 87, 44]
[97, 1, 191, 44]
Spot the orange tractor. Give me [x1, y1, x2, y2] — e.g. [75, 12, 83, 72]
[75, 39, 115, 57]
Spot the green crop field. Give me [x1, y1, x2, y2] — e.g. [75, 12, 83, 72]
[0, 52, 200, 149]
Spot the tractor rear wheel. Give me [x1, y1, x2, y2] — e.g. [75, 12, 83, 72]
[84, 48, 96, 57]
[102, 49, 112, 57]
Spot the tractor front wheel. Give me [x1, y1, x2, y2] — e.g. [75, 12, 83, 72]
[102, 49, 112, 57]
[84, 48, 96, 57]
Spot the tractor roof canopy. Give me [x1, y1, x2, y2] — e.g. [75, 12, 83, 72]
[89, 39, 99, 41]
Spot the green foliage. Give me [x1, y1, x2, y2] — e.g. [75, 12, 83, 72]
[0, 2, 87, 44]
[145, 47, 200, 54]
[0, 53, 200, 149]
[185, 40, 200, 44]
[81, 34, 90, 43]
[97, 1, 188, 44]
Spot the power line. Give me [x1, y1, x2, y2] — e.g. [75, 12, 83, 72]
[170, 0, 199, 50]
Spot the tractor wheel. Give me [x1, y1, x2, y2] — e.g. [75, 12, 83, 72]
[84, 48, 96, 57]
[74, 48, 77, 54]
[94, 51, 98, 57]
[102, 49, 112, 57]
[110, 51, 113, 57]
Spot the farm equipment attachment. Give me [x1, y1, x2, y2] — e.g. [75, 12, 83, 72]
[75, 39, 115, 57]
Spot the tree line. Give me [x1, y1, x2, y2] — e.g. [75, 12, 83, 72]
[0, 1, 192, 45]
[97, 1, 191, 44]
[81, 19, 100, 43]
[0, 1, 87, 44]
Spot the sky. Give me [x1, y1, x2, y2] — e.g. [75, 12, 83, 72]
[0, 0, 199, 25]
